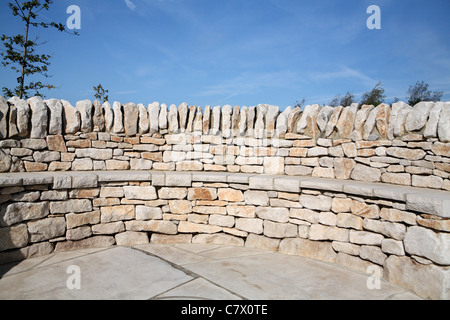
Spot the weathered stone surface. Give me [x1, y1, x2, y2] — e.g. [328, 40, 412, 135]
[375, 104, 391, 139]
[0, 224, 28, 252]
[0, 96, 8, 139]
[359, 245, 387, 265]
[336, 213, 363, 230]
[1, 202, 49, 226]
[218, 188, 244, 202]
[279, 238, 337, 263]
[381, 172, 411, 186]
[334, 158, 356, 180]
[45, 99, 63, 135]
[384, 255, 450, 300]
[112, 101, 124, 133]
[101, 205, 135, 223]
[66, 226, 92, 241]
[331, 198, 352, 213]
[386, 147, 426, 161]
[76, 100, 93, 133]
[403, 226, 450, 265]
[27, 217, 66, 242]
[349, 230, 384, 245]
[92, 100, 105, 132]
[363, 219, 406, 241]
[50, 199, 92, 214]
[169, 200, 192, 214]
[235, 218, 263, 234]
[412, 175, 443, 189]
[123, 102, 138, 136]
[256, 207, 289, 223]
[432, 142, 450, 157]
[102, 102, 114, 132]
[8, 97, 30, 137]
[115, 231, 149, 246]
[263, 157, 285, 175]
[350, 164, 381, 182]
[28, 96, 48, 138]
[92, 222, 125, 235]
[209, 214, 234, 227]
[381, 239, 405, 256]
[55, 236, 115, 252]
[158, 187, 187, 200]
[137, 103, 149, 134]
[263, 220, 297, 238]
[335, 104, 358, 138]
[0, 150, 11, 173]
[187, 188, 217, 201]
[168, 104, 179, 133]
[66, 210, 100, 229]
[437, 102, 450, 142]
[380, 208, 416, 225]
[123, 186, 157, 200]
[351, 201, 379, 219]
[192, 233, 244, 246]
[405, 101, 434, 132]
[126, 220, 177, 235]
[424, 102, 444, 138]
[309, 224, 349, 242]
[406, 193, 450, 218]
[178, 221, 222, 234]
[299, 195, 332, 211]
[227, 206, 256, 218]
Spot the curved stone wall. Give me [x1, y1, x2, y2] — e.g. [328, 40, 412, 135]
[0, 171, 449, 299]
[0, 97, 449, 190]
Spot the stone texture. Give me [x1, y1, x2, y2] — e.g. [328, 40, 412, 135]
[123, 186, 157, 200]
[263, 221, 297, 239]
[299, 195, 332, 211]
[123, 102, 139, 136]
[349, 230, 384, 246]
[66, 211, 100, 229]
[218, 188, 244, 202]
[45, 99, 63, 135]
[350, 164, 381, 182]
[405, 101, 434, 132]
[437, 102, 450, 142]
[384, 255, 449, 300]
[1, 202, 49, 226]
[192, 233, 244, 246]
[403, 226, 450, 265]
[115, 231, 149, 246]
[76, 100, 93, 133]
[27, 217, 66, 242]
[256, 207, 289, 223]
[55, 236, 115, 252]
[0, 224, 28, 252]
[279, 238, 337, 263]
[309, 224, 349, 242]
[101, 205, 135, 223]
[28, 96, 48, 138]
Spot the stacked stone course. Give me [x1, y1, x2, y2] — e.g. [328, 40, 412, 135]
[0, 97, 449, 190]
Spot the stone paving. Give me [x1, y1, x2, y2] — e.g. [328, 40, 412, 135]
[0, 244, 421, 300]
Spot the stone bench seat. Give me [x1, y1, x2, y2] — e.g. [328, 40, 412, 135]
[0, 171, 449, 299]
[1, 171, 448, 217]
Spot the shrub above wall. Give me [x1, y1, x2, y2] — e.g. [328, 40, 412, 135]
[0, 97, 449, 191]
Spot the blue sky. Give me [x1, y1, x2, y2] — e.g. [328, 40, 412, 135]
[1, 0, 449, 110]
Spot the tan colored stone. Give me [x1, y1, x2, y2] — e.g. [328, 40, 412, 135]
[116, 231, 149, 246]
[309, 224, 349, 242]
[227, 206, 256, 218]
[92, 222, 125, 235]
[150, 233, 192, 244]
[279, 238, 337, 263]
[218, 188, 244, 202]
[192, 233, 244, 246]
[289, 148, 308, 157]
[381, 172, 411, 186]
[245, 233, 280, 251]
[46, 135, 66, 152]
[169, 200, 192, 214]
[336, 213, 363, 230]
[178, 221, 222, 234]
[331, 198, 353, 213]
[351, 201, 379, 219]
[55, 236, 115, 252]
[125, 220, 177, 235]
[263, 221, 297, 238]
[187, 188, 217, 201]
[100, 205, 135, 223]
[380, 208, 417, 225]
[432, 142, 450, 157]
[66, 210, 100, 229]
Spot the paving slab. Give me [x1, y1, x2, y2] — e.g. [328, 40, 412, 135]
[0, 244, 422, 300]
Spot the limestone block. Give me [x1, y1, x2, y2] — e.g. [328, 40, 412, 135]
[437, 102, 450, 142]
[146, 102, 159, 134]
[335, 104, 358, 139]
[218, 188, 244, 202]
[169, 200, 192, 214]
[192, 233, 244, 247]
[93, 100, 105, 132]
[0, 224, 28, 252]
[136, 206, 163, 220]
[384, 255, 450, 300]
[299, 195, 332, 211]
[405, 101, 434, 132]
[123, 102, 138, 136]
[75, 148, 113, 161]
[1, 202, 49, 226]
[193, 106, 203, 132]
[178, 221, 222, 234]
[336, 213, 363, 230]
[101, 205, 135, 223]
[92, 222, 125, 235]
[263, 157, 285, 175]
[159, 103, 168, 130]
[406, 193, 450, 218]
[363, 219, 406, 241]
[279, 238, 337, 263]
[432, 142, 450, 157]
[349, 230, 384, 246]
[55, 236, 115, 252]
[403, 226, 450, 265]
[112, 101, 124, 133]
[102, 102, 114, 132]
[178, 102, 189, 132]
[209, 214, 235, 228]
[0, 150, 12, 173]
[50, 199, 92, 214]
[235, 218, 263, 234]
[43, 99, 63, 135]
[381, 239, 405, 256]
[168, 104, 179, 133]
[28, 96, 48, 138]
[66, 226, 93, 241]
[263, 220, 297, 238]
[256, 207, 289, 223]
[123, 186, 157, 200]
[309, 224, 349, 242]
[227, 206, 256, 218]
[187, 188, 217, 201]
[125, 220, 177, 235]
[412, 175, 443, 189]
[8, 97, 30, 137]
[66, 211, 100, 229]
[423, 102, 444, 138]
[350, 164, 381, 182]
[254, 104, 267, 138]
[265, 105, 280, 137]
[115, 231, 149, 246]
[76, 100, 93, 133]
[334, 158, 356, 180]
[0, 96, 8, 139]
[27, 217, 66, 242]
[316, 105, 334, 133]
[137, 103, 149, 134]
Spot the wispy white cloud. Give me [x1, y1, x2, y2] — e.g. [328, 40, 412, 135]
[125, 0, 136, 11]
[309, 66, 377, 86]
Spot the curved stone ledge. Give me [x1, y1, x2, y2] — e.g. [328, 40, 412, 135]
[0, 171, 449, 299]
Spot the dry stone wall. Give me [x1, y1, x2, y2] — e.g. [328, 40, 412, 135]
[0, 96, 449, 190]
[0, 171, 448, 299]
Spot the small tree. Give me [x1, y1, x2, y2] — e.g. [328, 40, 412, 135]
[406, 81, 443, 106]
[330, 92, 355, 107]
[360, 81, 386, 106]
[93, 84, 109, 104]
[1, 0, 79, 99]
